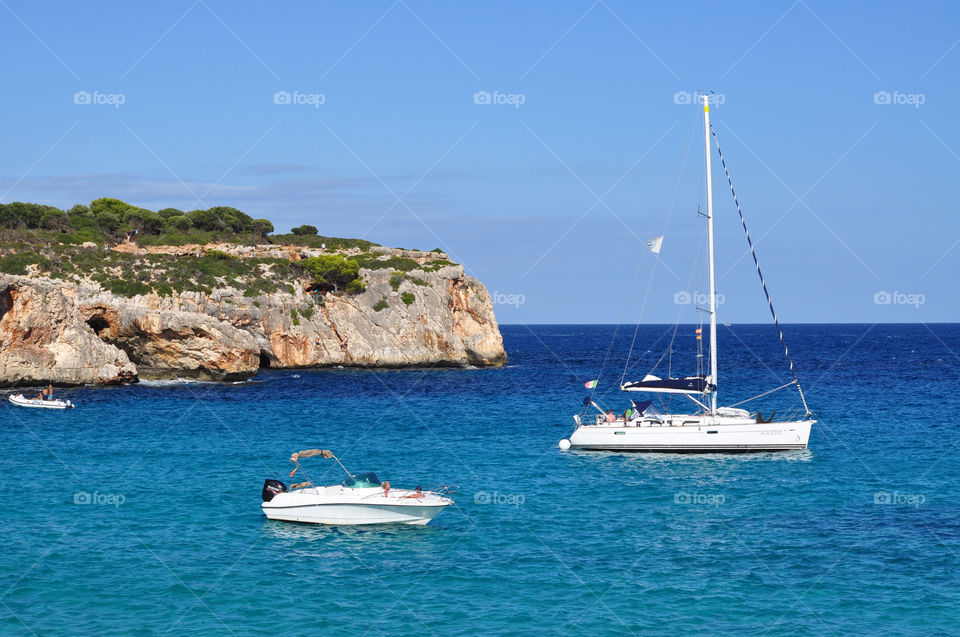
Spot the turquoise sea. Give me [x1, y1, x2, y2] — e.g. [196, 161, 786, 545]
[2, 323, 958, 635]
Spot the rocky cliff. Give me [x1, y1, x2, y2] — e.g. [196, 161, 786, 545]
[0, 245, 506, 386]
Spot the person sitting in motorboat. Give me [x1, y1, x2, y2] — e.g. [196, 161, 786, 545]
[381, 480, 391, 498]
[402, 486, 425, 499]
[35, 385, 54, 401]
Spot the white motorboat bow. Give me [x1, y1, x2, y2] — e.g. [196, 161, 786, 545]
[560, 94, 815, 453]
[9, 394, 75, 409]
[261, 449, 455, 526]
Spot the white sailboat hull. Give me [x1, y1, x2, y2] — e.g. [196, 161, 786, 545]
[567, 418, 813, 453]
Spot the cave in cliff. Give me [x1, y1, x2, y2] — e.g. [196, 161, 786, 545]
[0, 287, 12, 322]
[86, 316, 110, 336]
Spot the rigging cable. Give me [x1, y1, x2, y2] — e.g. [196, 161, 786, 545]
[621, 111, 701, 386]
[710, 126, 811, 416]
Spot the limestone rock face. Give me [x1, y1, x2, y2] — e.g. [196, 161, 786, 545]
[0, 276, 136, 386]
[80, 305, 260, 381]
[0, 246, 507, 386]
[315, 265, 507, 367]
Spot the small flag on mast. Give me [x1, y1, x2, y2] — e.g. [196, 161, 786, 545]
[584, 380, 598, 389]
[647, 236, 664, 254]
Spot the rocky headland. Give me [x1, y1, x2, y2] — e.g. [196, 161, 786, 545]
[0, 222, 506, 386]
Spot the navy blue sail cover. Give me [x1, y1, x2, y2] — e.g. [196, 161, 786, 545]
[621, 376, 712, 394]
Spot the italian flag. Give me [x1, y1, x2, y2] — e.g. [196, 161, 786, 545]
[584, 380, 598, 389]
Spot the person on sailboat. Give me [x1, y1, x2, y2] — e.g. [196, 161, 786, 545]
[605, 410, 616, 423]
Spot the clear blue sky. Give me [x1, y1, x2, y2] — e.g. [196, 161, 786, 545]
[2, 1, 958, 323]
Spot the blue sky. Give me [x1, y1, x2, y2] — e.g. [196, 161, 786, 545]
[2, 1, 958, 323]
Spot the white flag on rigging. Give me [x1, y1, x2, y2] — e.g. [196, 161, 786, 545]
[647, 235, 664, 254]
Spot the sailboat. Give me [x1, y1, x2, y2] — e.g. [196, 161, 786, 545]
[559, 94, 815, 453]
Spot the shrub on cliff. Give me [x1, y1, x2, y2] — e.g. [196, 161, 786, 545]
[291, 225, 318, 236]
[95, 211, 122, 233]
[0, 251, 50, 275]
[252, 218, 273, 237]
[421, 259, 456, 272]
[354, 255, 420, 272]
[209, 206, 253, 233]
[124, 209, 164, 234]
[91, 197, 134, 220]
[0, 202, 63, 229]
[67, 205, 96, 230]
[105, 279, 152, 297]
[301, 254, 362, 293]
[165, 215, 192, 232]
[187, 208, 223, 231]
[41, 210, 73, 232]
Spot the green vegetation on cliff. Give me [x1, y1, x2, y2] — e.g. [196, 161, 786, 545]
[0, 197, 457, 300]
[0, 197, 376, 250]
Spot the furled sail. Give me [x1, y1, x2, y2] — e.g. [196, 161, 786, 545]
[621, 374, 713, 394]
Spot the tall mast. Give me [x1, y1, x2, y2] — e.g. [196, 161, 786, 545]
[702, 93, 718, 415]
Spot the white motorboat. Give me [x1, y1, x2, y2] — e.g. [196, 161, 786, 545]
[261, 449, 454, 526]
[8, 394, 75, 409]
[560, 94, 815, 453]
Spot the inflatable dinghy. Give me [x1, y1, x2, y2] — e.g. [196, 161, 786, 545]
[8, 394, 75, 409]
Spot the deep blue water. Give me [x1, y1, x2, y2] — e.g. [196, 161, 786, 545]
[2, 323, 959, 636]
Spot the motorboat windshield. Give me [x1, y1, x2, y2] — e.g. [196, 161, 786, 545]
[343, 472, 381, 488]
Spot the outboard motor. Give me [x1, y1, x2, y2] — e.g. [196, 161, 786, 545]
[262, 479, 288, 502]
